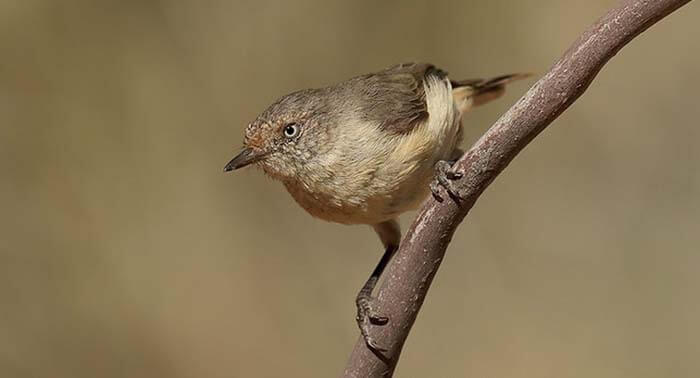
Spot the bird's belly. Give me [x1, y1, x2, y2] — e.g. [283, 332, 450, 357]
[282, 152, 441, 225]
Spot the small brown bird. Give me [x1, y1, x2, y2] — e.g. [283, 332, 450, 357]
[224, 63, 526, 351]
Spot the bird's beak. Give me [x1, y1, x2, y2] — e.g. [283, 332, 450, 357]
[223, 148, 263, 172]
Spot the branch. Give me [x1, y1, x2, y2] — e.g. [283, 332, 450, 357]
[343, 0, 693, 376]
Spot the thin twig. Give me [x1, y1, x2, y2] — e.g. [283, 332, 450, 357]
[342, 0, 693, 376]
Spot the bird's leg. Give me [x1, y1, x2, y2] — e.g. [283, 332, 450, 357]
[356, 220, 401, 352]
[356, 244, 395, 352]
[431, 148, 465, 202]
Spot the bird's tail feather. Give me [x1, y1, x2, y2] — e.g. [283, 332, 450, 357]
[452, 73, 531, 113]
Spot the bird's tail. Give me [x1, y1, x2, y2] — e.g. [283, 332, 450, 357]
[452, 73, 531, 114]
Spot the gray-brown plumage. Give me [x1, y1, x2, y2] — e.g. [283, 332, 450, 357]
[224, 63, 528, 351]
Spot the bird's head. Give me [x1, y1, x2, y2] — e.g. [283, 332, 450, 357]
[224, 88, 334, 181]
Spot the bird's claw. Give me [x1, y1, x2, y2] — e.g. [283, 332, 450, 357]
[370, 314, 389, 325]
[431, 160, 464, 202]
[356, 295, 388, 352]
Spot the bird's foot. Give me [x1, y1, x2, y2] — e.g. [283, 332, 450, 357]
[356, 292, 389, 352]
[430, 160, 464, 202]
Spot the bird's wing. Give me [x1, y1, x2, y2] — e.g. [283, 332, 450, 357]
[346, 62, 447, 135]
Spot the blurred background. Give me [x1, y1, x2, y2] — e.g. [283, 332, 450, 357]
[1, 0, 699, 377]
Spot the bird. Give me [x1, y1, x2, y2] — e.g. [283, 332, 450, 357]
[224, 62, 527, 351]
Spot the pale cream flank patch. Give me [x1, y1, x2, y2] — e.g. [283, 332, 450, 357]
[382, 75, 463, 214]
[452, 85, 476, 115]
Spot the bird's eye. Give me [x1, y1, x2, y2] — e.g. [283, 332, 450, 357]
[283, 123, 300, 138]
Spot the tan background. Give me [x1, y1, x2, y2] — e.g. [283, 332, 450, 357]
[1, 1, 699, 377]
